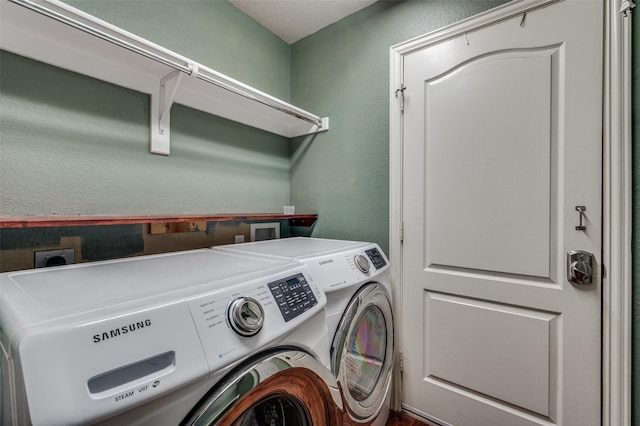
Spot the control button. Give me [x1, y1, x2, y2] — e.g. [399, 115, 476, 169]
[227, 296, 264, 337]
[267, 272, 319, 322]
[354, 254, 370, 273]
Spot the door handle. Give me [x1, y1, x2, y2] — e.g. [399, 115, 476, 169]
[567, 250, 594, 285]
[575, 206, 586, 231]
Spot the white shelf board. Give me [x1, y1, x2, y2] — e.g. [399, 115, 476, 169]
[0, 0, 328, 155]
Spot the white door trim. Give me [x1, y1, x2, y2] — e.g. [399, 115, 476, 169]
[388, 1, 634, 425]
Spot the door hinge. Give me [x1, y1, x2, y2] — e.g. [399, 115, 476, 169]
[399, 221, 404, 242]
[399, 350, 404, 373]
[395, 84, 406, 112]
[620, 0, 635, 17]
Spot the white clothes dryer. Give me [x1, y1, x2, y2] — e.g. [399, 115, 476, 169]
[0, 249, 342, 426]
[214, 237, 394, 426]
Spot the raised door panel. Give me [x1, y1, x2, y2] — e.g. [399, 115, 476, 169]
[425, 50, 556, 278]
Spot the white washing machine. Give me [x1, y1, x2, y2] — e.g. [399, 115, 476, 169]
[214, 237, 394, 426]
[0, 249, 343, 425]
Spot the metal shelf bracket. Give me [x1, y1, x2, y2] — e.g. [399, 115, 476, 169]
[151, 64, 200, 155]
[159, 70, 184, 136]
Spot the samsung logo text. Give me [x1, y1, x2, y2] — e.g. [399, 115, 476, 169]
[93, 319, 152, 343]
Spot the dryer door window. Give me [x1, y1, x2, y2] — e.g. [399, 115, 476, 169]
[331, 283, 394, 422]
[346, 305, 386, 401]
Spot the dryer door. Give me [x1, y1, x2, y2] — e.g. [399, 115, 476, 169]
[182, 349, 343, 426]
[331, 284, 394, 423]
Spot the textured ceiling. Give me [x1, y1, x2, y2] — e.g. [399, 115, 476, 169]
[229, 0, 377, 44]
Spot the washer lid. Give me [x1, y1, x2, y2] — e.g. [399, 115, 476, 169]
[215, 237, 368, 260]
[330, 284, 394, 422]
[0, 249, 294, 328]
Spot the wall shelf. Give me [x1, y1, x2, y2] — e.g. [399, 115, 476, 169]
[0, 0, 329, 155]
[0, 214, 318, 228]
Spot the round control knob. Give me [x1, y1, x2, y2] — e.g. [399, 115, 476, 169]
[227, 296, 264, 337]
[354, 254, 370, 273]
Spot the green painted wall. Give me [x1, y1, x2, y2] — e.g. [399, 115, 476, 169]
[1, 0, 291, 216]
[290, 0, 509, 255]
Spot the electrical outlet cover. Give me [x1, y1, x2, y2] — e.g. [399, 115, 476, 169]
[34, 249, 75, 268]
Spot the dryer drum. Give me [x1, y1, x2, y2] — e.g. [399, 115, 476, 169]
[331, 284, 394, 422]
[182, 349, 343, 426]
[232, 395, 309, 426]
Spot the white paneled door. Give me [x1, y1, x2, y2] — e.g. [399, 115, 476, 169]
[401, 1, 603, 425]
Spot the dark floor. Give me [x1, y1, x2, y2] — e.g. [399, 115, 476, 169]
[386, 411, 432, 425]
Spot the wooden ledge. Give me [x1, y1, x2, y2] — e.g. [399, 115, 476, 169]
[0, 214, 318, 228]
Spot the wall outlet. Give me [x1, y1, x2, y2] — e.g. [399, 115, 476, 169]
[34, 248, 75, 268]
[234, 235, 245, 243]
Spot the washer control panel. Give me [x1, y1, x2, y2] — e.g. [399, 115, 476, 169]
[300, 243, 390, 292]
[187, 265, 325, 374]
[365, 248, 387, 270]
[268, 273, 318, 322]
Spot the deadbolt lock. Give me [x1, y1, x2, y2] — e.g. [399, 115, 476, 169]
[567, 250, 595, 285]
